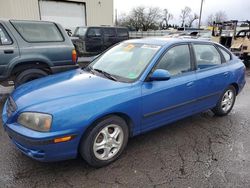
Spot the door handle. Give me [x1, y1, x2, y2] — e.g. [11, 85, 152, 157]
[4, 50, 14, 54]
[186, 82, 194, 87]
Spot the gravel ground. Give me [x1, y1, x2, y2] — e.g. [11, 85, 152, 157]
[0, 69, 250, 188]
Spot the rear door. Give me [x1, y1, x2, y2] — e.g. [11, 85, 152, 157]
[85, 27, 103, 53]
[103, 28, 117, 50]
[0, 23, 19, 78]
[193, 43, 230, 111]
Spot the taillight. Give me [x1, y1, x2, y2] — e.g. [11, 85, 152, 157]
[72, 49, 78, 64]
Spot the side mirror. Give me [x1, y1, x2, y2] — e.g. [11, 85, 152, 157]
[149, 69, 171, 81]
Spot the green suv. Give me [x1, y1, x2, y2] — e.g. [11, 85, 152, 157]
[0, 20, 78, 87]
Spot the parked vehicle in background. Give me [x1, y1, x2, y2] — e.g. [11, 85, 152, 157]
[212, 20, 250, 67]
[166, 29, 212, 41]
[0, 19, 78, 87]
[2, 38, 246, 167]
[71, 26, 129, 57]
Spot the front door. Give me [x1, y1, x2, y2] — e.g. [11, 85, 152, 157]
[141, 44, 197, 131]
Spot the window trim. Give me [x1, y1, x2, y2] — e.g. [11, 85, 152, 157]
[216, 44, 232, 62]
[191, 42, 224, 71]
[0, 24, 13, 46]
[10, 20, 65, 43]
[145, 43, 195, 81]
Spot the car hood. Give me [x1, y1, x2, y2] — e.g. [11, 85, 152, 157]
[12, 69, 132, 109]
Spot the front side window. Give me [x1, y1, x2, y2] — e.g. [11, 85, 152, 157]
[74, 27, 87, 37]
[156, 45, 191, 76]
[87, 43, 161, 82]
[0, 25, 12, 45]
[87, 28, 101, 37]
[193, 44, 221, 69]
[11, 21, 63, 42]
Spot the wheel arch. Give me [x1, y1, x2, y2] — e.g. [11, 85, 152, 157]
[230, 83, 239, 95]
[83, 112, 134, 139]
[11, 61, 52, 76]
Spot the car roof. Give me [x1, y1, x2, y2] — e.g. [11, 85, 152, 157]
[124, 37, 215, 47]
[77, 26, 128, 29]
[0, 19, 56, 24]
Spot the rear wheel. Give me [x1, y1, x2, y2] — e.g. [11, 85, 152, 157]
[212, 86, 236, 116]
[15, 69, 48, 87]
[80, 116, 129, 167]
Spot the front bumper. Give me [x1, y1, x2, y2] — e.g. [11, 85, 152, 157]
[3, 122, 81, 162]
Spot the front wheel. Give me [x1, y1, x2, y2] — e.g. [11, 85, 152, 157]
[212, 86, 236, 116]
[80, 116, 129, 167]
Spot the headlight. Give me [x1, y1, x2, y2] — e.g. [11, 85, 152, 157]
[17, 112, 52, 132]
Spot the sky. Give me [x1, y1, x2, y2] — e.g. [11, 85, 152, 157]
[114, 0, 250, 25]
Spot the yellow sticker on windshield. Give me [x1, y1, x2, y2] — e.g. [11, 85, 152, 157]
[123, 44, 135, 51]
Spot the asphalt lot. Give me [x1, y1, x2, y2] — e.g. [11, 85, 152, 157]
[0, 69, 250, 188]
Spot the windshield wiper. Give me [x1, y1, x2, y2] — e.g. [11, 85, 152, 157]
[93, 68, 118, 81]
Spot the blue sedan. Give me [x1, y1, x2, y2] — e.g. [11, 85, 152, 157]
[2, 38, 246, 167]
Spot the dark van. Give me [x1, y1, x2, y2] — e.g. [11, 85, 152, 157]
[71, 26, 129, 57]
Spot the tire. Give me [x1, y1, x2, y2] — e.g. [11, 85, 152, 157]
[80, 115, 129, 167]
[244, 60, 250, 68]
[15, 69, 48, 88]
[212, 85, 236, 116]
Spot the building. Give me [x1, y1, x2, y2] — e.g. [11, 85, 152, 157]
[0, 0, 114, 30]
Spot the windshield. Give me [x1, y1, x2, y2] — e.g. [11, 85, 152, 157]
[74, 27, 87, 36]
[87, 43, 161, 82]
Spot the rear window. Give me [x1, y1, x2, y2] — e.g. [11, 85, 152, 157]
[11, 21, 64, 42]
[117, 28, 128, 37]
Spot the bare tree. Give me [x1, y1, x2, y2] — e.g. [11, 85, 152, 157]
[118, 6, 162, 31]
[206, 13, 214, 26]
[180, 6, 192, 27]
[161, 9, 173, 29]
[188, 13, 199, 27]
[206, 11, 228, 26]
[214, 11, 227, 23]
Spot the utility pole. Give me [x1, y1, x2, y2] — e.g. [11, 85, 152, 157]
[115, 9, 118, 26]
[198, 0, 204, 29]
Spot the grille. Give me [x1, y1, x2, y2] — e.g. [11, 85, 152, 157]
[6, 96, 17, 117]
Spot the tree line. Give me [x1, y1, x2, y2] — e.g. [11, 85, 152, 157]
[117, 6, 227, 31]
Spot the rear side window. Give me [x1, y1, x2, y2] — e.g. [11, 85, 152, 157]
[156, 45, 191, 76]
[117, 28, 128, 37]
[103, 28, 116, 37]
[218, 46, 231, 62]
[11, 21, 64, 42]
[0, 25, 12, 45]
[193, 44, 221, 69]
